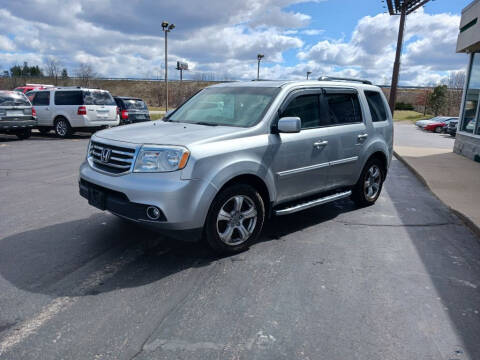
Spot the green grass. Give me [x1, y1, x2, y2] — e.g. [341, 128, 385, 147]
[393, 110, 432, 122]
[150, 113, 164, 121]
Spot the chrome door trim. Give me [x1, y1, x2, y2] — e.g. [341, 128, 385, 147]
[329, 156, 359, 166]
[277, 161, 330, 177]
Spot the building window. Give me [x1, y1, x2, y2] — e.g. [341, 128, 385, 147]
[461, 53, 480, 134]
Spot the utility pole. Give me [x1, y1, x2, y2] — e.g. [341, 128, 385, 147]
[385, 0, 431, 115]
[162, 21, 175, 112]
[306, 71, 312, 80]
[257, 54, 264, 80]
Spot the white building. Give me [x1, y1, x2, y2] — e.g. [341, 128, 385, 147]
[455, 0, 480, 161]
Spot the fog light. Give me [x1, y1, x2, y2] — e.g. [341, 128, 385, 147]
[146, 206, 161, 220]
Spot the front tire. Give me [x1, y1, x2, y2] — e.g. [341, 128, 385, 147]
[205, 184, 265, 254]
[434, 126, 443, 133]
[351, 159, 385, 207]
[54, 117, 73, 138]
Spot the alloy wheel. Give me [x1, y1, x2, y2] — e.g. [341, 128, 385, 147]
[56, 120, 67, 136]
[363, 164, 381, 201]
[216, 195, 258, 246]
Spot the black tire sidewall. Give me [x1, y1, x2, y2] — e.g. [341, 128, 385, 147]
[205, 184, 265, 254]
[55, 117, 72, 138]
[352, 159, 385, 207]
[16, 128, 31, 139]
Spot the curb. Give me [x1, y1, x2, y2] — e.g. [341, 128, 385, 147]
[393, 150, 480, 239]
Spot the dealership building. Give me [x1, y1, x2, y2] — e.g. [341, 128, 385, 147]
[455, 0, 480, 161]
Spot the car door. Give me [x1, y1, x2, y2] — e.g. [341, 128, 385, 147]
[323, 88, 367, 188]
[31, 90, 52, 126]
[270, 89, 333, 203]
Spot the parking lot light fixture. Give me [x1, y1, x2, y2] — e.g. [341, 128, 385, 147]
[306, 71, 312, 80]
[162, 21, 175, 112]
[257, 54, 264, 80]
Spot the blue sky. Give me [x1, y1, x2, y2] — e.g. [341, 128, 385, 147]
[0, 0, 470, 85]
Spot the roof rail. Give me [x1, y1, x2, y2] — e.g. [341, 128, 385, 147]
[52, 86, 82, 89]
[318, 76, 372, 85]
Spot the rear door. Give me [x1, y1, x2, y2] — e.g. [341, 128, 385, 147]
[323, 88, 367, 187]
[54, 90, 84, 127]
[83, 90, 117, 121]
[124, 98, 150, 122]
[271, 89, 333, 203]
[32, 91, 52, 126]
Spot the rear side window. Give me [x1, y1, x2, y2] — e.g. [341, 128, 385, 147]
[55, 91, 83, 105]
[83, 91, 115, 106]
[32, 91, 50, 106]
[0, 92, 30, 106]
[326, 93, 362, 125]
[365, 91, 388, 122]
[282, 94, 325, 129]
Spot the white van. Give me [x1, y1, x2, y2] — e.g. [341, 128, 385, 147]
[30, 87, 119, 137]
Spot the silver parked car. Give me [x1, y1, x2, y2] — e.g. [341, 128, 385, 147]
[79, 79, 393, 253]
[0, 90, 37, 139]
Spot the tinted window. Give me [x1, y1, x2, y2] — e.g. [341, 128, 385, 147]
[365, 91, 388, 122]
[0, 92, 30, 106]
[83, 90, 115, 105]
[123, 99, 148, 110]
[32, 91, 50, 106]
[326, 93, 362, 125]
[55, 91, 83, 105]
[282, 94, 323, 129]
[168, 87, 279, 127]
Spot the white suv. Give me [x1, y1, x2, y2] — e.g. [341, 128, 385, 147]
[30, 87, 119, 137]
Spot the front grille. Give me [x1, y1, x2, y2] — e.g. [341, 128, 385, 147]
[89, 140, 136, 174]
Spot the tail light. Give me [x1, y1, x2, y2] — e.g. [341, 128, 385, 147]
[77, 106, 87, 115]
[116, 106, 119, 115]
[121, 110, 129, 120]
[32, 107, 37, 117]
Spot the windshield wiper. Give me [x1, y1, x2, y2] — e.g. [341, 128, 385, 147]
[195, 122, 218, 126]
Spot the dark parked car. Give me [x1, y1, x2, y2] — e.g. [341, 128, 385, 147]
[0, 90, 36, 139]
[447, 119, 459, 137]
[114, 96, 150, 125]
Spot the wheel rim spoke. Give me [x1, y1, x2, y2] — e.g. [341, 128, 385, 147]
[217, 209, 232, 222]
[237, 224, 250, 240]
[219, 224, 234, 243]
[233, 196, 244, 212]
[241, 206, 257, 219]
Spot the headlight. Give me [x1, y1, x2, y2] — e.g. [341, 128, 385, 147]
[134, 146, 190, 172]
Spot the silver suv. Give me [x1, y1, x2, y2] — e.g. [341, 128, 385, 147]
[79, 79, 393, 253]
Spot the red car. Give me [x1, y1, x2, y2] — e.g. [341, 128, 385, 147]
[14, 84, 54, 94]
[424, 119, 449, 133]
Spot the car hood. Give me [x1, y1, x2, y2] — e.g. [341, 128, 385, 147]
[94, 120, 248, 147]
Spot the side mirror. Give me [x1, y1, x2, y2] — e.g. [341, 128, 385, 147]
[277, 117, 301, 133]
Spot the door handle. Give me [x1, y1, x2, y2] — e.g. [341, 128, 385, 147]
[45, 107, 50, 111]
[357, 133, 368, 140]
[313, 140, 328, 149]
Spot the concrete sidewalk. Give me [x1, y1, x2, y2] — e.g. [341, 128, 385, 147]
[394, 144, 480, 237]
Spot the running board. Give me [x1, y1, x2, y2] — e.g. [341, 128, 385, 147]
[274, 190, 352, 216]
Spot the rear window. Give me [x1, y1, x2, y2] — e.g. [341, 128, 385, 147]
[83, 91, 115, 106]
[325, 93, 362, 125]
[55, 91, 83, 105]
[123, 99, 148, 110]
[0, 92, 30, 106]
[365, 91, 388, 122]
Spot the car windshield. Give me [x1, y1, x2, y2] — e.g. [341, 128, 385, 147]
[123, 99, 148, 110]
[167, 86, 280, 127]
[0, 92, 30, 106]
[83, 90, 116, 105]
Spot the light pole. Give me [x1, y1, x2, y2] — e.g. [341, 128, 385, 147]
[385, 0, 431, 114]
[306, 71, 312, 80]
[257, 54, 264, 80]
[162, 21, 175, 112]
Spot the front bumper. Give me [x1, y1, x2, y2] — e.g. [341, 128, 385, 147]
[79, 161, 217, 233]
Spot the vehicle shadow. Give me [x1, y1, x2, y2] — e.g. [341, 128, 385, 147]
[0, 132, 91, 142]
[0, 198, 357, 299]
[388, 159, 480, 359]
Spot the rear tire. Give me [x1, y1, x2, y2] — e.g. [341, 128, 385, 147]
[351, 158, 385, 207]
[204, 184, 265, 254]
[434, 126, 442, 133]
[38, 127, 50, 135]
[54, 117, 73, 138]
[16, 128, 31, 140]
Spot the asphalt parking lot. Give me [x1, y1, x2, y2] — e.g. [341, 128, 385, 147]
[1, 132, 480, 359]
